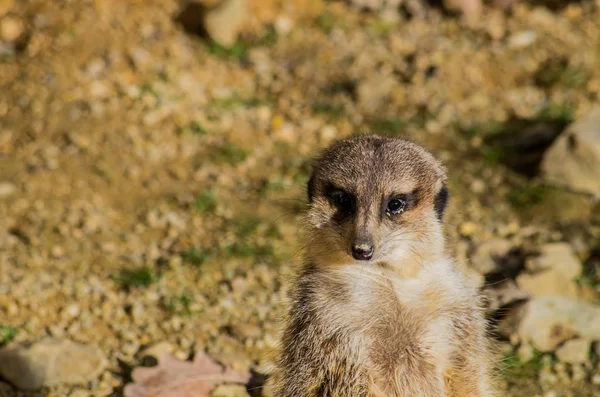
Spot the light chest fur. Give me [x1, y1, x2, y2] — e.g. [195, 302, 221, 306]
[306, 258, 477, 395]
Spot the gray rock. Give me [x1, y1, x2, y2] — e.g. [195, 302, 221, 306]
[516, 243, 582, 299]
[470, 238, 513, 274]
[0, 338, 107, 390]
[203, 0, 246, 47]
[541, 106, 600, 197]
[555, 338, 590, 364]
[515, 297, 600, 352]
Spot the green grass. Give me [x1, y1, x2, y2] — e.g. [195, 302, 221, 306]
[224, 241, 274, 258]
[0, 325, 16, 346]
[460, 120, 505, 139]
[537, 103, 575, 123]
[206, 25, 278, 60]
[114, 267, 159, 289]
[164, 292, 198, 315]
[231, 217, 262, 237]
[207, 40, 249, 60]
[179, 121, 208, 136]
[181, 247, 215, 267]
[534, 58, 588, 89]
[210, 142, 248, 165]
[209, 94, 268, 109]
[479, 146, 503, 165]
[502, 350, 547, 379]
[317, 11, 335, 34]
[370, 18, 393, 37]
[507, 184, 548, 210]
[194, 191, 217, 213]
[221, 217, 281, 259]
[311, 102, 345, 118]
[365, 117, 407, 135]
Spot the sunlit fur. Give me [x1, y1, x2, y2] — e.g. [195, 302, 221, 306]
[270, 136, 497, 397]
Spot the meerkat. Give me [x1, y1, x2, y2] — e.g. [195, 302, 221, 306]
[270, 135, 496, 397]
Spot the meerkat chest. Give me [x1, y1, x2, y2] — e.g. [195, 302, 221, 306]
[391, 277, 457, 365]
[332, 267, 462, 372]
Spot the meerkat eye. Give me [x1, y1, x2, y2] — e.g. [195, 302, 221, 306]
[386, 198, 407, 215]
[330, 190, 353, 212]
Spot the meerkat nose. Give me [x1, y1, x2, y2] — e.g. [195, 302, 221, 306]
[352, 244, 374, 261]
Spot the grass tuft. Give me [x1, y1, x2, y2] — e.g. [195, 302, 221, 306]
[0, 325, 17, 346]
[114, 267, 159, 289]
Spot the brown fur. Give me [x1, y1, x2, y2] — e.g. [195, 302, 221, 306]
[271, 136, 496, 397]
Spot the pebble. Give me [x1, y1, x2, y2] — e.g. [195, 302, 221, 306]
[458, 221, 477, 237]
[0, 338, 107, 390]
[0, 17, 23, 42]
[517, 243, 582, 299]
[202, 0, 247, 47]
[555, 339, 590, 364]
[508, 30, 537, 48]
[0, 181, 17, 198]
[137, 341, 176, 359]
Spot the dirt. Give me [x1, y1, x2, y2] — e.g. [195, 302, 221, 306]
[1, 0, 600, 396]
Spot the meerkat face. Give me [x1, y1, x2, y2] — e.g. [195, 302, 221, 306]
[305, 136, 448, 267]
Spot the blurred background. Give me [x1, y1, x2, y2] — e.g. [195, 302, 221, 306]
[0, 0, 600, 396]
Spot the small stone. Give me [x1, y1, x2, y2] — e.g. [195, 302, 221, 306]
[0, 181, 17, 198]
[592, 373, 600, 385]
[508, 30, 537, 48]
[542, 106, 600, 197]
[86, 58, 106, 78]
[274, 16, 294, 35]
[470, 179, 486, 194]
[212, 384, 250, 397]
[0, 17, 23, 42]
[555, 339, 590, 364]
[458, 221, 477, 237]
[136, 341, 176, 360]
[51, 245, 65, 258]
[128, 48, 151, 71]
[469, 238, 512, 274]
[233, 324, 262, 340]
[0, 338, 107, 390]
[89, 81, 111, 99]
[61, 304, 80, 319]
[517, 243, 582, 299]
[203, 0, 247, 47]
[515, 297, 600, 352]
[517, 343, 534, 362]
[538, 371, 558, 387]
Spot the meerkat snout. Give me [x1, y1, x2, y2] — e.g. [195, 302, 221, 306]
[305, 135, 449, 267]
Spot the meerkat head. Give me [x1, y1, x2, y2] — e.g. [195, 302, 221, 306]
[305, 135, 449, 270]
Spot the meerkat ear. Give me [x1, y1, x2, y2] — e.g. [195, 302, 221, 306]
[434, 182, 449, 221]
[307, 174, 316, 203]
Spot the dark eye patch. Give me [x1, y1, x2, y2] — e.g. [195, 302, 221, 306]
[324, 183, 354, 216]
